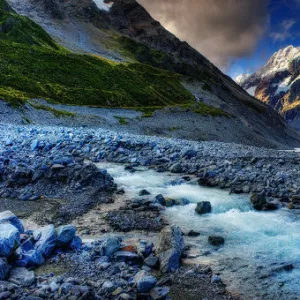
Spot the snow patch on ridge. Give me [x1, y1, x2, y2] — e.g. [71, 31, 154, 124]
[246, 86, 257, 96]
[93, 0, 113, 12]
[235, 73, 250, 85]
[274, 76, 291, 96]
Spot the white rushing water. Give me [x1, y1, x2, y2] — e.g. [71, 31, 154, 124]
[98, 162, 300, 299]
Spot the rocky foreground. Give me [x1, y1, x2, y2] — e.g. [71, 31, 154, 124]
[0, 123, 300, 299]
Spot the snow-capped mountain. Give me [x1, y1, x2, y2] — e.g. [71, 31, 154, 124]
[235, 73, 250, 85]
[238, 45, 300, 128]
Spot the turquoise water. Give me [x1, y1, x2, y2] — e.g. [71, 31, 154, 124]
[98, 162, 300, 299]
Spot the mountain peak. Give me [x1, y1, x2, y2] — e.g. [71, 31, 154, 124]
[262, 45, 300, 77]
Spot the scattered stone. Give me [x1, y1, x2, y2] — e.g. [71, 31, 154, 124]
[250, 193, 267, 211]
[195, 201, 212, 215]
[208, 236, 225, 246]
[133, 270, 157, 293]
[105, 237, 121, 256]
[187, 230, 200, 237]
[156, 194, 166, 206]
[56, 225, 76, 248]
[9, 268, 35, 287]
[139, 189, 151, 196]
[169, 163, 182, 173]
[144, 255, 159, 268]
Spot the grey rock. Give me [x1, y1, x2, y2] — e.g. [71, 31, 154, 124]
[195, 201, 212, 214]
[9, 267, 35, 286]
[250, 193, 267, 210]
[133, 270, 157, 293]
[56, 225, 76, 247]
[144, 255, 159, 268]
[105, 237, 121, 257]
[208, 236, 225, 246]
[169, 163, 182, 173]
[139, 189, 151, 196]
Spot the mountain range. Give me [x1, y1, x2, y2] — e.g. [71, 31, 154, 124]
[0, 0, 299, 148]
[237, 45, 300, 129]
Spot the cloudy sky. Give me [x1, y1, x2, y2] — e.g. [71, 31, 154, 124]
[138, 0, 300, 78]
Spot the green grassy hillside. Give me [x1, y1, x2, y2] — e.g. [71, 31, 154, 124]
[0, 0, 194, 107]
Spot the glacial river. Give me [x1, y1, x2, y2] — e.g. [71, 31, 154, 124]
[98, 162, 300, 299]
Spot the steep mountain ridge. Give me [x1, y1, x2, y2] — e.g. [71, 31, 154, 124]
[2, 0, 300, 148]
[238, 45, 300, 128]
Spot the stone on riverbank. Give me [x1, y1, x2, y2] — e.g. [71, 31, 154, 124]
[9, 268, 36, 287]
[33, 225, 57, 258]
[133, 270, 157, 293]
[0, 211, 24, 233]
[0, 224, 20, 257]
[56, 225, 76, 248]
[157, 226, 184, 273]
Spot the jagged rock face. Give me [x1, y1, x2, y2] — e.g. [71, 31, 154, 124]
[238, 45, 300, 127]
[5, 0, 300, 147]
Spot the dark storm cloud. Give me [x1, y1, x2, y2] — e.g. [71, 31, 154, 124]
[137, 0, 270, 70]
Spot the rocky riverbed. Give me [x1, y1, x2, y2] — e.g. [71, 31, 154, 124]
[1, 122, 300, 299]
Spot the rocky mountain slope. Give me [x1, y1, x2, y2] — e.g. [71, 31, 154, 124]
[1, 0, 300, 148]
[237, 45, 300, 128]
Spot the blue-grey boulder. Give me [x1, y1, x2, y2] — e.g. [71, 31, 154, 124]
[0, 211, 24, 233]
[105, 237, 120, 257]
[0, 224, 20, 257]
[133, 270, 157, 293]
[157, 226, 184, 273]
[56, 225, 76, 248]
[16, 250, 45, 267]
[33, 225, 57, 258]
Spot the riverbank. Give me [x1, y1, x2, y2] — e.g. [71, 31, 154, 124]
[1, 122, 300, 299]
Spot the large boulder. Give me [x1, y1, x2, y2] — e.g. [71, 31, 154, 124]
[133, 270, 157, 293]
[0, 258, 9, 280]
[56, 225, 76, 248]
[16, 250, 45, 267]
[157, 226, 184, 273]
[9, 267, 35, 286]
[195, 201, 212, 214]
[0, 224, 20, 257]
[33, 225, 57, 258]
[0, 211, 24, 233]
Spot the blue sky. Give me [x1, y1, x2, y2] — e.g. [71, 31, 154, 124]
[229, 0, 300, 78]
